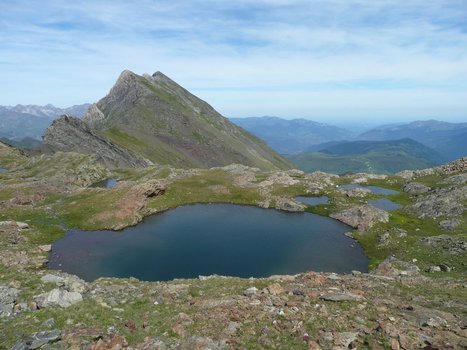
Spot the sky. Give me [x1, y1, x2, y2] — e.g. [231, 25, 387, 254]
[0, 0, 466, 122]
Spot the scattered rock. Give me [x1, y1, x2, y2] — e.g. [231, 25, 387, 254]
[41, 273, 88, 293]
[29, 330, 61, 349]
[409, 186, 467, 219]
[35, 288, 83, 308]
[339, 187, 372, 197]
[421, 235, 467, 255]
[265, 283, 285, 295]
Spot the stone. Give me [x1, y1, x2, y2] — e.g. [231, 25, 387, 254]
[403, 182, 430, 195]
[41, 273, 88, 293]
[35, 288, 83, 308]
[427, 266, 441, 273]
[244, 287, 258, 296]
[319, 293, 363, 302]
[41, 318, 56, 328]
[265, 283, 285, 295]
[439, 219, 460, 230]
[0, 285, 18, 317]
[339, 187, 372, 197]
[330, 205, 389, 231]
[373, 257, 420, 277]
[38, 244, 52, 252]
[274, 197, 306, 212]
[409, 186, 467, 219]
[29, 330, 61, 349]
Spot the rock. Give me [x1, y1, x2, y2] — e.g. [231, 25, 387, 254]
[439, 219, 460, 230]
[41, 273, 88, 293]
[409, 186, 467, 219]
[35, 288, 83, 308]
[333, 331, 358, 349]
[420, 235, 467, 255]
[29, 330, 61, 349]
[330, 205, 389, 231]
[378, 232, 390, 245]
[265, 283, 285, 295]
[43, 115, 152, 169]
[319, 293, 363, 302]
[41, 318, 56, 328]
[441, 173, 467, 184]
[427, 265, 442, 273]
[403, 182, 431, 195]
[38, 244, 52, 252]
[244, 287, 258, 296]
[134, 180, 166, 198]
[0, 285, 19, 317]
[339, 187, 372, 197]
[373, 257, 420, 277]
[274, 197, 305, 212]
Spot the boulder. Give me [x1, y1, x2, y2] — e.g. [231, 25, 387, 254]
[41, 273, 88, 293]
[35, 288, 83, 308]
[403, 182, 430, 195]
[274, 197, 305, 212]
[330, 205, 389, 231]
[320, 293, 364, 302]
[409, 186, 467, 218]
[0, 285, 19, 317]
[372, 257, 420, 278]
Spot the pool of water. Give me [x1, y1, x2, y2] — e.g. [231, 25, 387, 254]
[368, 198, 402, 211]
[0, 167, 7, 173]
[90, 178, 118, 188]
[295, 196, 329, 206]
[49, 204, 369, 281]
[339, 184, 399, 195]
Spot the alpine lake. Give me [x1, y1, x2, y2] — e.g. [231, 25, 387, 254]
[49, 203, 370, 282]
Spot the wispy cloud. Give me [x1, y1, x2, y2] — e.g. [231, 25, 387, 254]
[0, 0, 466, 121]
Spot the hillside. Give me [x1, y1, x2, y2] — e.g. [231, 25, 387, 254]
[82, 71, 291, 170]
[358, 120, 467, 160]
[230, 116, 352, 154]
[289, 138, 445, 174]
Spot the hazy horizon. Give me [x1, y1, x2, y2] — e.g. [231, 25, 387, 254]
[1, 1, 466, 122]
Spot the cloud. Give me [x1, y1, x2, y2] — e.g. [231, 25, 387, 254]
[0, 0, 466, 121]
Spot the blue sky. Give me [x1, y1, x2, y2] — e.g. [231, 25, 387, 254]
[0, 0, 466, 122]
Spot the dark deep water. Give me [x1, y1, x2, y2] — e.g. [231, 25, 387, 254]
[49, 204, 369, 282]
[90, 178, 118, 188]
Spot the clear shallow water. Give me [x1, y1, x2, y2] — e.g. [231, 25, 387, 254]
[295, 196, 329, 206]
[339, 184, 399, 195]
[90, 178, 118, 188]
[49, 204, 369, 281]
[368, 198, 402, 211]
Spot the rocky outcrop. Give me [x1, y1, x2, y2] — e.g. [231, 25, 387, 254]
[330, 205, 389, 231]
[409, 186, 467, 218]
[43, 115, 152, 169]
[34, 288, 83, 309]
[403, 182, 431, 195]
[274, 197, 306, 212]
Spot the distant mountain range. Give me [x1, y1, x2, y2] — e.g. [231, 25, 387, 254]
[289, 138, 446, 175]
[0, 103, 90, 143]
[358, 120, 467, 161]
[230, 116, 352, 154]
[43, 70, 292, 170]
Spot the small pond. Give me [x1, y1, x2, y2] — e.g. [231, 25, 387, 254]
[0, 167, 7, 173]
[368, 198, 402, 211]
[339, 184, 399, 195]
[295, 196, 329, 206]
[90, 178, 118, 189]
[49, 204, 369, 281]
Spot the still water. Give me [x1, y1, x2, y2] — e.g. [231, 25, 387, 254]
[49, 204, 369, 281]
